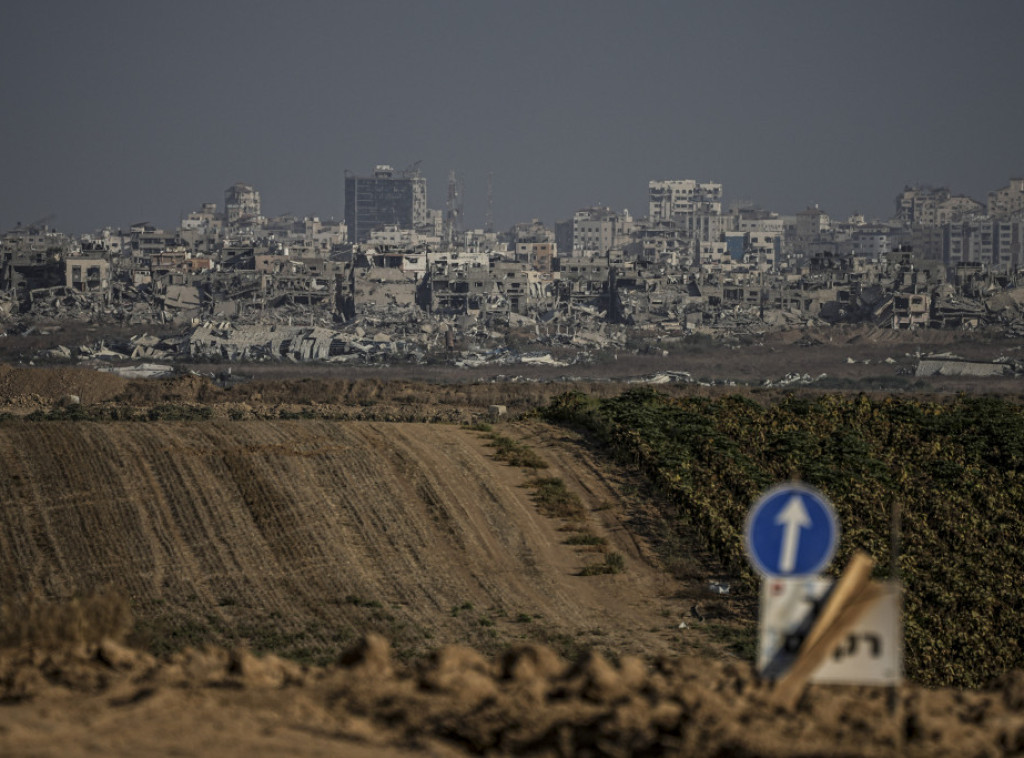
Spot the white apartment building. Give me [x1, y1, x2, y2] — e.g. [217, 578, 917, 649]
[988, 178, 1024, 219]
[515, 241, 557, 273]
[181, 203, 221, 232]
[744, 231, 780, 269]
[367, 225, 428, 249]
[895, 186, 950, 227]
[311, 218, 347, 250]
[942, 218, 1023, 269]
[794, 206, 831, 239]
[936, 196, 984, 225]
[944, 222, 991, 266]
[572, 207, 632, 253]
[81, 227, 130, 256]
[851, 229, 891, 258]
[648, 179, 722, 225]
[735, 212, 784, 238]
[994, 221, 1021, 270]
[459, 229, 500, 254]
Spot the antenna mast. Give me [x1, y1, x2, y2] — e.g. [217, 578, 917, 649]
[445, 169, 463, 248]
[485, 171, 494, 233]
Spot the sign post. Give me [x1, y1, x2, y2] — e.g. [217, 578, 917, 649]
[745, 483, 838, 578]
[758, 575, 902, 684]
[744, 483, 903, 707]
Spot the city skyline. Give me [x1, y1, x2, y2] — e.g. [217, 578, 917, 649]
[2, 0, 1022, 235]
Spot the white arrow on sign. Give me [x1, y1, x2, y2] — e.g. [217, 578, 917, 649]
[775, 494, 812, 572]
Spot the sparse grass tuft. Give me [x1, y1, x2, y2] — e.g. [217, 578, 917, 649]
[705, 621, 758, 661]
[564, 532, 607, 547]
[345, 595, 383, 608]
[487, 434, 549, 469]
[579, 551, 626, 576]
[146, 404, 214, 421]
[530, 476, 584, 518]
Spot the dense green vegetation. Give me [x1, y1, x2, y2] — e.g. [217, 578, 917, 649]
[542, 388, 1024, 688]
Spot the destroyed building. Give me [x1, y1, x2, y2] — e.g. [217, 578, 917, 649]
[5, 173, 1024, 368]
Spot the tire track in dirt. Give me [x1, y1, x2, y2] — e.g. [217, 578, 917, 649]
[493, 419, 749, 657]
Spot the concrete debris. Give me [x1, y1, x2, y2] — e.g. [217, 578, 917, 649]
[628, 371, 694, 385]
[97, 362, 175, 379]
[914, 359, 1013, 378]
[761, 372, 829, 388]
[39, 345, 73, 360]
[519, 353, 568, 366]
[9, 224, 1024, 378]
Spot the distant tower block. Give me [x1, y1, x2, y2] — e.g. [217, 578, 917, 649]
[224, 183, 261, 225]
[344, 164, 427, 243]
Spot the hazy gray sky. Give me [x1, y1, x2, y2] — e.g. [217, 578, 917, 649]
[2, 0, 1022, 234]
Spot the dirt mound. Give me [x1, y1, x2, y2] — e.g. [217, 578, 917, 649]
[110, 372, 221, 405]
[1, 634, 1022, 756]
[0, 364, 126, 407]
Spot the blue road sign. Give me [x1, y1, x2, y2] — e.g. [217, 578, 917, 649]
[745, 484, 839, 577]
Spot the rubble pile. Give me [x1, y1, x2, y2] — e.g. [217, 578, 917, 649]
[7, 219, 1024, 377]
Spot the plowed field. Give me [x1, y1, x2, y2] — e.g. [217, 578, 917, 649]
[0, 419, 693, 664]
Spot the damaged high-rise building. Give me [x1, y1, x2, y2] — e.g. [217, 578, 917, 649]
[224, 183, 262, 226]
[345, 164, 427, 244]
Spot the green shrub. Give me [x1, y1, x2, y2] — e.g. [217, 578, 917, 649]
[542, 389, 1024, 688]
